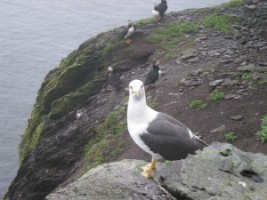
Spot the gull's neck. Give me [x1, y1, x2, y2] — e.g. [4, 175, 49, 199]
[127, 94, 157, 123]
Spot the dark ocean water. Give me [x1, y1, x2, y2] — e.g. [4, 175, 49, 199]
[0, 0, 228, 197]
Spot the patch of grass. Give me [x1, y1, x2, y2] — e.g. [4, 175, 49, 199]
[208, 91, 225, 101]
[201, 14, 239, 33]
[256, 115, 267, 143]
[149, 22, 199, 43]
[190, 99, 207, 109]
[134, 18, 153, 25]
[225, 132, 237, 142]
[222, 0, 243, 8]
[82, 100, 127, 172]
[102, 41, 125, 57]
[149, 22, 199, 59]
[241, 72, 253, 81]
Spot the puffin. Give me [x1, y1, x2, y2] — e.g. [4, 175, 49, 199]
[123, 20, 135, 44]
[127, 79, 208, 178]
[144, 60, 161, 87]
[152, 0, 168, 22]
[244, 0, 259, 9]
[107, 66, 122, 91]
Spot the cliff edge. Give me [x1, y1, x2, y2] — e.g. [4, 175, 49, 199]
[4, 1, 267, 199]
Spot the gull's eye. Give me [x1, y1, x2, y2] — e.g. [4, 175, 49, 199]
[129, 85, 133, 90]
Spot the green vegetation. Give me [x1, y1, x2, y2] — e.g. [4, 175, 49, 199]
[208, 91, 225, 101]
[222, 0, 243, 8]
[149, 22, 199, 59]
[83, 101, 127, 172]
[189, 99, 207, 109]
[241, 72, 253, 81]
[256, 115, 267, 143]
[225, 132, 237, 142]
[19, 122, 44, 162]
[201, 14, 239, 33]
[102, 41, 126, 57]
[134, 18, 153, 25]
[149, 22, 199, 43]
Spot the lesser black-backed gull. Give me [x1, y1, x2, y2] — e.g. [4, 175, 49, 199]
[127, 79, 207, 178]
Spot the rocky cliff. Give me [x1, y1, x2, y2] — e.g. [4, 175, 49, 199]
[4, 1, 267, 199]
[46, 143, 267, 200]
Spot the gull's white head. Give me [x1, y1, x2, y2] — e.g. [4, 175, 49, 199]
[129, 79, 145, 99]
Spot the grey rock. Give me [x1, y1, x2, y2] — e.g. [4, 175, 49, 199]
[207, 48, 225, 57]
[190, 68, 203, 76]
[225, 94, 242, 100]
[180, 79, 202, 87]
[154, 143, 267, 200]
[221, 79, 239, 86]
[209, 79, 224, 87]
[255, 66, 267, 72]
[46, 144, 267, 200]
[46, 160, 174, 200]
[230, 115, 243, 121]
[181, 49, 196, 60]
[187, 57, 200, 63]
[258, 62, 267, 66]
[195, 37, 208, 42]
[237, 64, 256, 72]
[210, 125, 226, 133]
[252, 72, 263, 80]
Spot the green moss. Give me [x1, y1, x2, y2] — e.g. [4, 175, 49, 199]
[225, 132, 237, 142]
[149, 22, 199, 43]
[221, 0, 243, 8]
[201, 14, 239, 33]
[49, 80, 102, 118]
[82, 100, 127, 173]
[256, 115, 267, 142]
[241, 72, 253, 81]
[134, 18, 153, 25]
[19, 122, 44, 163]
[208, 91, 225, 101]
[148, 22, 199, 58]
[102, 41, 126, 57]
[83, 134, 124, 169]
[189, 99, 207, 109]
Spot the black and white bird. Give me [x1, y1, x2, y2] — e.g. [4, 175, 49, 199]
[127, 80, 208, 178]
[144, 60, 161, 87]
[152, 0, 168, 22]
[123, 20, 135, 44]
[107, 66, 122, 91]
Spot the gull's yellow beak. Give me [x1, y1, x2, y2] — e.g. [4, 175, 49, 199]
[134, 89, 140, 97]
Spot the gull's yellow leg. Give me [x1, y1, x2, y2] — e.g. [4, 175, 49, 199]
[141, 159, 157, 178]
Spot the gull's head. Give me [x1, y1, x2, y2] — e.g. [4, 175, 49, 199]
[129, 79, 145, 99]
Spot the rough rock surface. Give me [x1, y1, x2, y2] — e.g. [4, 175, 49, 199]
[46, 143, 267, 200]
[4, 1, 267, 200]
[46, 160, 174, 200]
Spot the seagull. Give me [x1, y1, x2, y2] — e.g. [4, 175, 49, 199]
[124, 20, 135, 44]
[144, 60, 161, 87]
[127, 80, 208, 178]
[152, 0, 168, 22]
[107, 66, 122, 91]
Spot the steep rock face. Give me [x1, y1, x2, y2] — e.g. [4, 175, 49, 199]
[46, 143, 267, 200]
[5, 24, 154, 200]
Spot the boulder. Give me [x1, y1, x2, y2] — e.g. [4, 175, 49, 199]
[46, 143, 267, 200]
